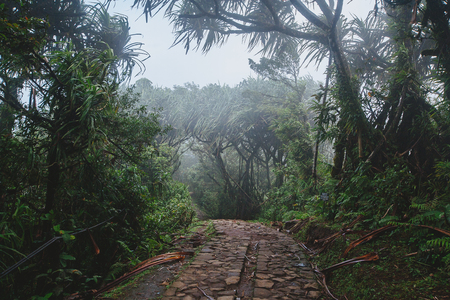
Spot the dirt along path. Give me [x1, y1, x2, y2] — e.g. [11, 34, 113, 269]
[162, 219, 321, 300]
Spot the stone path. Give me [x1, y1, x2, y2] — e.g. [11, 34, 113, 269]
[162, 220, 320, 300]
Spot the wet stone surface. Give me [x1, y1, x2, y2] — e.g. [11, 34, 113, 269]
[162, 220, 321, 300]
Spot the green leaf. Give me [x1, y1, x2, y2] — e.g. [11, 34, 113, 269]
[40, 214, 51, 221]
[60, 253, 76, 261]
[379, 215, 399, 225]
[62, 233, 74, 243]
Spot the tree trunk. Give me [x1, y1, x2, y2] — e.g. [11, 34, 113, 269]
[43, 144, 60, 235]
[313, 52, 333, 185]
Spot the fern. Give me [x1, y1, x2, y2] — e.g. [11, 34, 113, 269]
[443, 253, 450, 272]
[427, 237, 450, 250]
[410, 197, 447, 226]
[426, 237, 450, 270]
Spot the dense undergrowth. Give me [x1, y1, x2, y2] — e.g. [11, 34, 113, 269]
[254, 147, 450, 299]
[256, 156, 450, 299]
[293, 219, 450, 299]
[0, 2, 198, 299]
[0, 146, 195, 300]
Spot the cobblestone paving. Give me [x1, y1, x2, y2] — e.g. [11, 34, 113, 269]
[162, 220, 320, 300]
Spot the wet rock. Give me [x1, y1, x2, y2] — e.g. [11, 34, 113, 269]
[217, 290, 236, 296]
[158, 220, 320, 300]
[217, 296, 235, 300]
[225, 276, 240, 285]
[171, 282, 186, 289]
[304, 282, 319, 290]
[307, 290, 321, 298]
[254, 288, 273, 298]
[255, 279, 274, 289]
[255, 273, 272, 279]
[164, 288, 177, 296]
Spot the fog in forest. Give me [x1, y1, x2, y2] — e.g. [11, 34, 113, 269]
[2, 1, 450, 299]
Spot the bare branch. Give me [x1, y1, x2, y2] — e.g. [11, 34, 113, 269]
[316, 0, 334, 24]
[331, 0, 343, 30]
[289, 0, 329, 32]
[222, 10, 274, 26]
[177, 13, 327, 45]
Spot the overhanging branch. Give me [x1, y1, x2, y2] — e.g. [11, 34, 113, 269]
[290, 0, 330, 32]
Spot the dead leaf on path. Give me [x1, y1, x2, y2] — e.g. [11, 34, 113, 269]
[160, 280, 169, 286]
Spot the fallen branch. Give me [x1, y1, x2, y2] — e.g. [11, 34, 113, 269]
[313, 264, 339, 300]
[93, 251, 193, 297]
[321, 252, 380, 273]
[299, 242, 316, 256]
[197, 286, 214, 300]
[414, 225, 450, 236]
[404, 252, 418, 257]
[312, 252, 380, 300]
[286, 217, 313, 234]
[381, 204, 394, 219]
[341, 225, 396, 258]
[316, 216, 364, 246]
[309, 215, 365, 256]
[340, 224, 449, 259]
[302, 223, 449, 300]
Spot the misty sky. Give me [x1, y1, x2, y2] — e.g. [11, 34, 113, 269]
[107, 0, 374, 88]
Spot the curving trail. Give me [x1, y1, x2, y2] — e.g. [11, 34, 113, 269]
[162, 220, 320, 300]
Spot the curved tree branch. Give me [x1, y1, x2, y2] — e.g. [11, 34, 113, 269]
[290, 0, 330, 32]
[316, 0, 334, 24]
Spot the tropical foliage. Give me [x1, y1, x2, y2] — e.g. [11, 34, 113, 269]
[133, 0, 450, 271]
[0, 1, 193, 299]
[2, 0, 450, 298]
